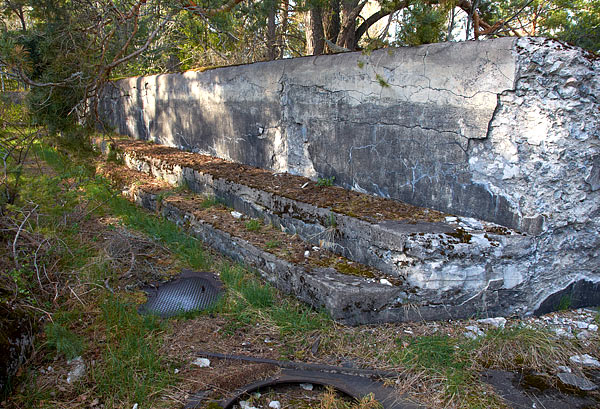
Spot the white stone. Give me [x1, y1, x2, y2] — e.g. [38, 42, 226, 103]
[231, 211, 243, 219]
[300, 383, 314, 391]
[192, 357, 211, 368]
[575, 321, 589, 329]
[569, 354, 600, 368]
[379, 278, 392, 286]
[477, 317, 507, 328]
[465, 325, 485, 336]
[66, 356, 86, 384]
[269, 401, 281, 409]
[445, 216, 458, 223]
[557, 365, 571, 373]
[304, 250, 310, 258]
[239, 400, 258, 409]
[132, 404, 138, 409]
[588, 324, 598, 332]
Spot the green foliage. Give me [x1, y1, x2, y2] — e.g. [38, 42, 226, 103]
[479, 0, 600, 52]
[200, 195, 224, 209]
[44, 322, 84, 360]
[316, 176, 335, 187]
[394, 1, 448, 46]
[375, 74, 390, 88]
[244, 218, 262, 232]
[265, 239, 281, 249]
[95, 296, 175, 407]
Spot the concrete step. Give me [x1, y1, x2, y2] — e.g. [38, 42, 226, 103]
[96, 138, 536, 323]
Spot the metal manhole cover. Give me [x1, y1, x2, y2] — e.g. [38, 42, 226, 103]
[139, 270, 224, 318]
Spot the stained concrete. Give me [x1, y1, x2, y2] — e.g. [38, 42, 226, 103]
[98, 37, 600, 318]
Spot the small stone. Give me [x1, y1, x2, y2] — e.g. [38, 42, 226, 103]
[569, 354, 600, 368]
[557, 365, 571, 373]
[66, 356, 86, 384]
[477, 317, 507, 328]
[269, 401, 281, 409]
[132, 404, 139, 409]
[557, 372, 598, 391]
[445, 217, 458, 223]
[588, 324, 598, 332]
[554, 328, 574, 339]
[379, 278, 392, 286]
[192, 358, 211, 368]
[231, 211, 243, 219]
[174, 368, 180, 374]
[304, 250, 310, 258]
[575, 321, 589, 329]
[239, 400, 258, 409]
[300, 383, 313, 391]
[465, 325, 485, 336]
[577, 330, 591, 340]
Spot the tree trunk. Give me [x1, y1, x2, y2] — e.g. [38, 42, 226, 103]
[266, 0, 277, 60]
[305, 8, 325, 55]
[323, 0, 340, 51]
[278, 0, 289, 58]
[337, 0, 365, 50]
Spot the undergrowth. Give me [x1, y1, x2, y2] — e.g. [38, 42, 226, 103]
[2, 137, 597, 409]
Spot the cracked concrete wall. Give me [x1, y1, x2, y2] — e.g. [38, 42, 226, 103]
[98, 37, 599, 241]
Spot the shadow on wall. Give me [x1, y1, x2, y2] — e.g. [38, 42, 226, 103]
[119, 71, 283, 171]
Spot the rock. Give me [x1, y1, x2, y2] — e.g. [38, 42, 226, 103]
[465, 325, 485, 336]
[588, 324, 598, 332]
[379, 278, 392, 286]
[132, 404, 138, 409]
[477, 317, 507, 328]
[239, 400, 258, 409]
[66, 356, 86, 384]
[569, 354, 600, 368]
[304, 250, 310, 258]
[192, 357, 211, 368]
[269, 401, 281, 409]
[554, 328, 575, 339]
[557, 365, 571, 373]
[576, 330, 591, 340]
[575, 321, 589, 329]
[300, 383, 313, 391]
[557, 372, 598, 391]
[231, 211, 243, 219]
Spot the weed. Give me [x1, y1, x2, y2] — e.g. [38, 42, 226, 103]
[326, 213, 337, 228]
[265, 239, 281, 249]
[200, 195, 224, 209]
[245, 219, 262, 232]
[44, 322, 85, 360]
[316, 176, 335, 187]
[95, 296, 175, 407]
[357, 60, 365, 69]
[375, 74, 390, 88]
[557, 294, 572, 311]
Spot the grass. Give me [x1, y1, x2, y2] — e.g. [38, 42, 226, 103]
[4, 137, 599, 409]
[93, 296, 175, 407]
[317, 176, 335, 187]
[244, 218, 262, 232]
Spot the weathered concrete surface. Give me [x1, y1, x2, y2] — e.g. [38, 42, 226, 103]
[99, 38, 517, 226]
[119, 179, 539, 324]
[99, 37, 600, 317]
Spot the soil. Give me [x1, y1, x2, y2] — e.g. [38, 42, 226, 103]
[113, 139, 447, 224]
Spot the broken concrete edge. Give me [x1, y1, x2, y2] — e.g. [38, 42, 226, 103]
[95, 137, 600, 320]
[108, 170, 539, 325]
[95, 138, 538, 297]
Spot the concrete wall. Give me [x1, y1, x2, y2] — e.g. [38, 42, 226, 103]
[99, 38, 600, 313]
